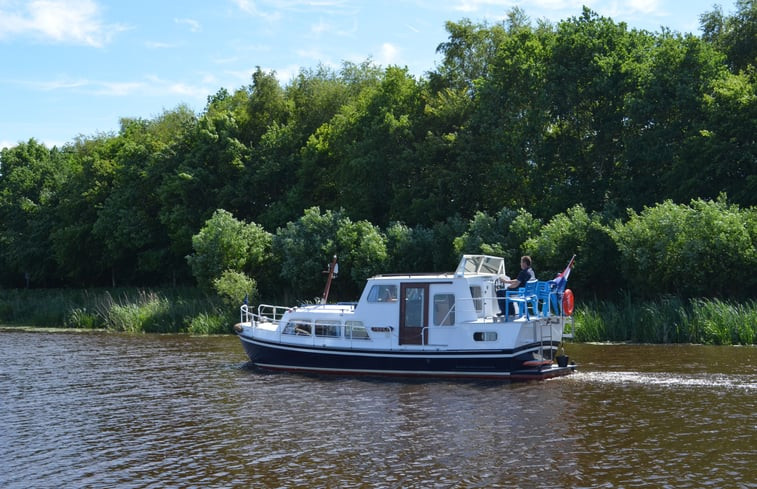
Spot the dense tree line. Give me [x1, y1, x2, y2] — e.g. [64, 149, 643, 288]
[1, 4, 755, 303]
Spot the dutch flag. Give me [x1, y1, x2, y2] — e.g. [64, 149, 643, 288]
[551, 255, 575, 291]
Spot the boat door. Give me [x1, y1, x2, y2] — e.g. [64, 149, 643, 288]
[399, 283, 429, 345]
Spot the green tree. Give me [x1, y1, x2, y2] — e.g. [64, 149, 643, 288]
[700, 0, 757, 72]
[683, 69, 757, 207]
[242, 67, 292, 146]
[157, 108, 248, 273]
[93, 107, 196, 285]
[612, 197, 756, 299]
[187, 209, 272, 291]
[0, 140, 73, 286]
[541, 9, 646, 214]
[334, 66, 426, 226]
[272, 207, 387, 301]
[463, 22, 552, 214]
[434, 18, 507, 93]
[625, 32, 728, 209]
[525, 205, 618, 297]
[384, 222, 437, 272]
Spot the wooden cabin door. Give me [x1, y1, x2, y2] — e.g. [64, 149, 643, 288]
[399, 283, 429, 345]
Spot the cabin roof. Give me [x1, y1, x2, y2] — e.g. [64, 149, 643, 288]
[368, 255, 506, 281]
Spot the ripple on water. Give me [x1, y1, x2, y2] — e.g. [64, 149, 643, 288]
[1, 333, 755, 488]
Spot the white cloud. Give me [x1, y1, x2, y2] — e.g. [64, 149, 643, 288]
[451, 0, 666, 19]
[232, 0, 282, 21]
[377, 42, 399, 66]
[145, 41, 180, 49]
[34, 77, 90, 91]
[93, 81, 146, 96]
[452, 0, 514, 13]
[175, 17, 202, 33]
[311, 19, 331, 35]
[0, 0, 124, 47]
[296, 47, 328, 61]
[18, 73, 211, 100]
[627, 0, 662, 14]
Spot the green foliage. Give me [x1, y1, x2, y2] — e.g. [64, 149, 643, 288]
[0, 3, 754, 320]
[64, 307, 103, 329]
[187, 209, 272, 290]
[188, 312, 230, 335]
[0, 288, 222, 333]
[690, 298, 757, 345]
[453, 211, 505, 256]
[213, 270, 257, 308]
[453, 208, 542, 270]
[384, 222, 437, 272]
[574, 296, 757, 344]
[612, 197, 756, 299]
[700, 0, 757, 72]
[525, 205, 620, 296]
[0, 140, 76, 286]
[272, 207, 387, 301]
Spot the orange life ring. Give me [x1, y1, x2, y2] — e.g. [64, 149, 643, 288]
[562, 289, 575, 316]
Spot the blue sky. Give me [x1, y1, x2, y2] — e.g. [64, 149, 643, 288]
[0, 0, 730, 149]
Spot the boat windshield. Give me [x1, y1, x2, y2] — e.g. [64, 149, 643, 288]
[455, 255, 506, 276]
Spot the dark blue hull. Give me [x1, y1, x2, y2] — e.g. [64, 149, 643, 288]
[238, 335, 574, 381]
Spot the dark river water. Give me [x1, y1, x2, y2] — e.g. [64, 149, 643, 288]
[1, 330, 755, 488]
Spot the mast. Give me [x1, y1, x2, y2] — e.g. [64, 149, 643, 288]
[320, 255, 338, 304]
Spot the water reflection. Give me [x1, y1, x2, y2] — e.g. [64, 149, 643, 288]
[0, 332, 754, 488]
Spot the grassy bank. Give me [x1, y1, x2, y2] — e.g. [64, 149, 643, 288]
[0, 288, 232, 335]
[1, 288, 755, 344]
[575, 294, 757, 345]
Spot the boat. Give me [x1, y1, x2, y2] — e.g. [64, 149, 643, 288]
[234, 254, 577, 381]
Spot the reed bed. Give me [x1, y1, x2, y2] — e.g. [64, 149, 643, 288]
[0, 288, 231, 335]
[2, 288, 755, 343]
[574, 294, 757, 345]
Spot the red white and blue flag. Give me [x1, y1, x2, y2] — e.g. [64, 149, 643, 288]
[551, 255, 575, 291]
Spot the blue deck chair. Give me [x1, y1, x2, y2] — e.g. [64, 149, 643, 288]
[535, 281, 553, 317]
[505, 279, 538, 321]
[549, 277, 568, 315]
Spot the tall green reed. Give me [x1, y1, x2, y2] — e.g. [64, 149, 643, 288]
[574, 295, 757, 345]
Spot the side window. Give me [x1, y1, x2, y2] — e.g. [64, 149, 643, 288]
[474, 331, 498, 341]
[433, 293, 455, 326]
[345, 321, 369, 339]
[283, 320, 311, 336]
[367, 284, 398, 302]
[315, 320, 341, 337]
[469, 286, 482, 312]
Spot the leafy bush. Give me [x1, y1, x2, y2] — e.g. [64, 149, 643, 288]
[213, 270, 257, 308]
[525, 205, 621, 298]
[612, 196, 756, 299]
[187, 209, 272, 291]
[273, 207, 388, 300]
[453, 207, 542, 261]
[384, 222, 436, 273]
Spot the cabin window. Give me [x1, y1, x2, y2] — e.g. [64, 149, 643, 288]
[469, 286, 483, 313]
[473, 331, 498, 341]
[345, 321, 369, 339]
[367, 284, 398, 302]
[283, 320, 311, 336]
[315, 320, 341, 337]
[433, 294, 455, 326]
